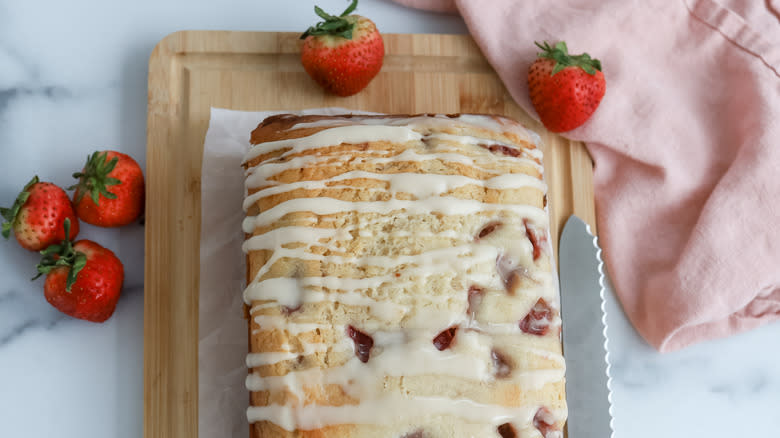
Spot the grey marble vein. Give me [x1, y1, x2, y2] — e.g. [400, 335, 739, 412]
[0, 86, 72, 113]
[0, 314, 67, 346]
[0, 88, 16, 114]
[0, 287, 65, 345]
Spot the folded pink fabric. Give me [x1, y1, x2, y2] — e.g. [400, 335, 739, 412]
[394, 0, 780, 352]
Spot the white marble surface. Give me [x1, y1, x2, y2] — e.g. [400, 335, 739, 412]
[0, 0, 778, 436]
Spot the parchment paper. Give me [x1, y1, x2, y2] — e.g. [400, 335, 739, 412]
[198, 107, 369, 438]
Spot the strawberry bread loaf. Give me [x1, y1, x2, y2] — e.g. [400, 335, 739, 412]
[241, 113, 567, 437]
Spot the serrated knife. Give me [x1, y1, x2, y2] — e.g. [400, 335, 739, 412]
[559, 215, 614, 438]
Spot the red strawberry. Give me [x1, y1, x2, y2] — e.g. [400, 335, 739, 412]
[300, 0, 384, 97]
[34, 219, 124, 323]
[70, 151, 145, 227]
[528, 41, 606, 133]
[1, 176, 79, 251]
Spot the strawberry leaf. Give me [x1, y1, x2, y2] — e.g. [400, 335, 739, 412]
[90, 181, 100, 204]
[320, 21, 346, 31]
[314, 6, 337, 21]
[1, 224, 11, 239]
[1, 208, 13, 239]
[301, 0, 359, 40]
[67, 252, 87, 291]
[102, 155, 118, 174]
[535, 40, 602, 76]
[340, 0, 358, 16]
[1, 176, 38, 240]
[33, 218, 86, 292]
[69, 152, 121, 206]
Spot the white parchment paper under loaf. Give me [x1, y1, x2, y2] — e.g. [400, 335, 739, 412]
[198, 108, 373, 438]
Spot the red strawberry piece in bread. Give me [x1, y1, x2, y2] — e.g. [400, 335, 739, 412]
[497, 422, 517, 438]
[300, 0, 384, 97]
[34, 219, 124, 323]
[1, 176, 79, 251]
[432, 326, 458, 351]
[70, 151, 145, 227]
[519, 298, 554, 336]
[528, 41, 606, 133]
[533, 406, 561, 437]
[346, 325, 374, 363]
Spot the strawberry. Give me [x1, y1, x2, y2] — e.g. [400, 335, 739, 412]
[1, 176, 79, 251]
[300, 0, 384, 97]
[70, 151, 145, 227]
[527, 41, 606, 133]
[34, 219, 124, 323]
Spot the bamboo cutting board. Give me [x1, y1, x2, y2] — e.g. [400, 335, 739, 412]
[144, 30, 595, 438]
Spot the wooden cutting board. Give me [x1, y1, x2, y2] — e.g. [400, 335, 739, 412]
[144, 30, 595, 438]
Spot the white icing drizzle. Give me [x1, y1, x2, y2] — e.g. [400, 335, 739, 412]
[428, 132, 543, 159]
[247, 330, 491, 393]
[366, 148, 543, 172]
[244, 125, 422, 163]
[247, 396, 538, 432]
[243, 170, 546, 212]
[246, 244, 497, 296]
[247, 278, 408, 320]
[242, 115, 565, 434]
[252, 316, 322, 334]
[243, 150, 543, 213]
[246, 343, 341, 368]
[242, 197, 547, 234]
[246, 352, 303, 368]
[245, 367, 564, 393]
[245, 329, 564, 387]
[250, 312, 561, 340]
[287, 114, 536, 145]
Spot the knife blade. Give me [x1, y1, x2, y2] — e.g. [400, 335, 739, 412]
[559, 215, 614, 438]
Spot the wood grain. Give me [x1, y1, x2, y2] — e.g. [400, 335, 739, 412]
[144, 30, 595, 438]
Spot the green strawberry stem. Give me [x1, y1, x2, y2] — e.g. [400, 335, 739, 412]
[1, 176, 38, 239]
[69, 151, 121, 205]
[33, 218, 86, 292]
[301, 0, 359, 40]
[535, 41, 602, 75]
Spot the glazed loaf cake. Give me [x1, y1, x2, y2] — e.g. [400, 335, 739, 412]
[241, 113, 566, 438]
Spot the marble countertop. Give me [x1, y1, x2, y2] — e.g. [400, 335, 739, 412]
[1, 0, 778, 436]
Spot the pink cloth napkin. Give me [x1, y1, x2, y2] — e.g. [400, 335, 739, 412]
[393, 0, 780, 352]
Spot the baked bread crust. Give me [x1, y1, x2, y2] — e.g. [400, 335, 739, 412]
[242, 113, 566, 438]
